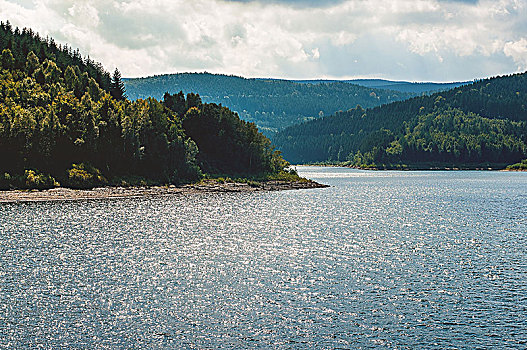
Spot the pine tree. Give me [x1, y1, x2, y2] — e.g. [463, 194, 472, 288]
[1, 48, 14, 70]
[110, 68, 126, 101]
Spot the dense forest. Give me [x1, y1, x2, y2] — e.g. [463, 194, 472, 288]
[124, 73, 416, 135]
[0, 21, 288, 189]
[273, 72, 527, 167]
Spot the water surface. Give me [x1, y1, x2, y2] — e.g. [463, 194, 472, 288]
[1, 167, 526, 348]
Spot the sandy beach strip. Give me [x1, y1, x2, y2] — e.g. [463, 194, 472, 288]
[0, 180, 328, 203]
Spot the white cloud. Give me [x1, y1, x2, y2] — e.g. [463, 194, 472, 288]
[67, 2, 99, 28]
[504, 38, 527, 70]
[331, 31, 357, 47]
[0, 0, 525, 81]
[311, 48, 320, 60]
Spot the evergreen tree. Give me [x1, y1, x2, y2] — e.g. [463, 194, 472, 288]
[110, 68, 126, 101]
[1, 48, 14, 69]
[25, 51, 39, 74]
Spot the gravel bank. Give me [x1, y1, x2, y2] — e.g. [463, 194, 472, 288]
[0, 180, 328, 203]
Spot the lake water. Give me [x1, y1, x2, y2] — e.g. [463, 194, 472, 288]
[1, 167, 526, 349]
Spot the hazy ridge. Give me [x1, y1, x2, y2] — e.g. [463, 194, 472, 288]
[124, 73, 417, 134]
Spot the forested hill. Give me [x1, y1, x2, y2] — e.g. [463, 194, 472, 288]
[124, 73, 416, 134]
[273, 72, 527, 167]
[0, 21, 111, 92]
[0, 21, 289, 189]
[288, 79, 468, 94]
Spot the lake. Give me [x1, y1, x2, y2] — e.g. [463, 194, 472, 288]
[1, 167, 526, 349]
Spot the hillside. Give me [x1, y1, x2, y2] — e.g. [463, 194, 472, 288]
[0, 21, 291, 189]
[273, 72, 527, 167]
[291, 79, 468, 94]
[124, 73, 416, 134]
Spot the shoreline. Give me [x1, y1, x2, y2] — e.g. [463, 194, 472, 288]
[294, 164, 525, 171]
[0, 179, 329, 203]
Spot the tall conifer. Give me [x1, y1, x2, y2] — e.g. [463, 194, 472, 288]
[110, 68, 126, 101]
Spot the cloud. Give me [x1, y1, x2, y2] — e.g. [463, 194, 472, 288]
[504, 38, 527, 70]
[223, 0, 347, 8]
[0, 0, 525, 81]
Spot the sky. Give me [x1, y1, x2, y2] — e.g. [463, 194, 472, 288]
[1, 0, 526, 82]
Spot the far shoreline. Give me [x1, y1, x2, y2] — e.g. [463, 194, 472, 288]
[0, 179, 329, 203]
[294, 164, 527, 171]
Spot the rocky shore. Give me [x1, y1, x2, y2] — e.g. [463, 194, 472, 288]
[0, 179, 329, 203]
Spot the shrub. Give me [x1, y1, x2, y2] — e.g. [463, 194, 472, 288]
[24, 170, 60, 190]
[112, 175, 151, 187]
[506, 159, 527, 170]
[65, 163, 107, 189]
[0, 172, 12, 190]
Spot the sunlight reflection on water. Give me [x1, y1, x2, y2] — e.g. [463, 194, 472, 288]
[1, 167, 526, 349]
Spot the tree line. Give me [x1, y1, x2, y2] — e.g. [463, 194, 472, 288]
[0, 22, 288, 189]
[273, 72, 527, 167]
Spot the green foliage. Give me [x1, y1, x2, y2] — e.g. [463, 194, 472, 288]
[25, 51, 39, 74]
[293, 78, 467, 94]
[506, 159, 527, 170]
[348, 108, 527, 168]
[164, 92, 285, 176]
[65, 163, 107, 189]
[274, 72, 527, 166]
[0, 23, 291, 189]
[110, 68, 126, 101]
[0, 172, 12, 190]
[266, 168, 308, 182]
[0, 170, 59, 190]
[1, 49, 14, 70]
[0, 21, 111, 90]
[23, 169, 59, 189]
[124, 72, 417, 134]
[110, 175, 156, 187]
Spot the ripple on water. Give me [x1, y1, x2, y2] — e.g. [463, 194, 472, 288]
[1, 167, 526, 349]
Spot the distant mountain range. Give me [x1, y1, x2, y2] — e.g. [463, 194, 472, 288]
[289, 79, 469, 94]
[255, 77, 468, 94]
[124, 73, 418, 134]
